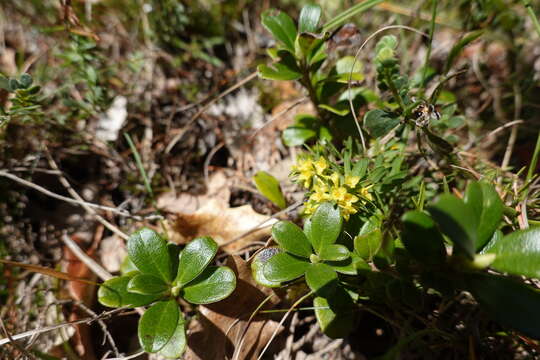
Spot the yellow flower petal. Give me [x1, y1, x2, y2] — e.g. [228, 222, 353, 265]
[314, 157, 328, 174]
[344, 175, 360, 188]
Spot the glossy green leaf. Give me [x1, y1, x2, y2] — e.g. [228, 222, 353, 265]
[464, 182, 504, 250]
[466, 273, 540, 339]
[98, 273, 161, 308]
[354, 229, 382, 261]
[175, 236, 218, 287]
[318, 103, 350, 116]
[257, 63, 302, 81]
[19, 73, 33, 88]
[305, 263, 338, 296]
[282, 126, 317, 146]
[313, 287, 355, 338]
[138, 300, 180, 353]
[253, 171, 287, 209]
[158, 311, 186, 359]
[128, 228, 172, 282]
[424, 129, 453, 155]
[261, 9, 297, 52]
[309, 202, 343, 255]
[296, 33, 322, 58]
[401, 211, 446, 265]
[364, 109, 400, 138]
[271, 221, 312, 258]
[318, 244, 350, 261]
[181, 266, 236, 304]
[428, 195, 476, 259]
[328, 252, 370, 275]
[251, 247, 285, 288]
[486, 227, 540, 278]
[299, 4, 322, 33]
[120, 256, 138, 275]
[127, 274, 169, 295]
[335, 56, 363, 75]
[263, 252, 310, 282]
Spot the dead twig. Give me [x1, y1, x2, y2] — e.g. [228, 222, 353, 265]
[61, 233, 112, 281]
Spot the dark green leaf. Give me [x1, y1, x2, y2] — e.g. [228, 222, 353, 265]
[313, 287, 355, 338]
[157, 312, 186, 359]
[424, 129, 453, 155]
[401, 211, 446, 265]
[127, 274, 169, 295]
[271, 221, 312, 258]
[253, 171, 287, 209]
[328, 252, 370, 275]
[181, 266, 236, 304]
[318, 244, 350, 261]
[305, 263, 338, 296]
[428, 195, 476, 259]
[364, 109, 400, 138]
[466, 273, 540, 339]
[282, 126, 317, 146]
[128, 228, 173, 282]
[138, 300, 180, 353]
[309, 202, 343, 255]
[175, 236, 218, 287]
[19, 73, 33, 88]
[261, 9, 297, 52]
[251, 247, 285, 288]
[299, 4, 322, 33]
[98, 273, 161, 308]
[464, 182, 503, 250]
[487, 227, 540, 278]
[263, 252, 310, 282]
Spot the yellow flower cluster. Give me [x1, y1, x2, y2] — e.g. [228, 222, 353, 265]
[293, 156, 373, 220]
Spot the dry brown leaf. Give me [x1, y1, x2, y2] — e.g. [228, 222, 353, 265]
[185, 256, 283, 360]
[162, 171, 276, 252]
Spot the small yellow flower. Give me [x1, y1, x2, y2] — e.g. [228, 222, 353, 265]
[344, 175, 360, 188]
[304, 202, 318, 215]
[314, 157, 328, 175]
[297, 158, 313, 172]
[359, 185, 373, 201]
[328, 172, 340, 186]
[331, 186, 347, 202]
[310, 183, 330, 202]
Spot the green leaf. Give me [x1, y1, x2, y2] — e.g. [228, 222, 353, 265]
[424, 129, 453, 155]
[318, 244, 350, 261]
[251, 247, 285, 288]
[271, 221, 312, 258]
[127, 274, 169, 295]
[305, 263, 338, 296]
[138, 300, 180, 353]
[428, 195, 476, 259]
[282, 126, 317, 146]
[486, 227, 540, 278]
[444, 30, 483, 74]
[464, 182, 503, 250]
[309, 202, 343, 255]
[466, 273, 540, 339]
[157, 312, 186, 359]
[261, 9, 297, 52]
[299, 4, 322, 33]
[318, 103, 350, 116]
[181, 266, 236, 304]
[321, 0, 384, 33]
[313, 287, 355, 338]
[364, 109, 400, 138]
[257, 63, 302, 81]
[98, 273, 161, 308]
[19, 73, 33, 88]
[253, 171, 287, 209]
[328, 252, 370, 275]
[128, 228, 173, 283]
[120, 256, 138, 275]
[354, 229, 382, 261]
[401, 211, 446, 265]
[263, 252, 311, 282]
[175, 236, 218, 287]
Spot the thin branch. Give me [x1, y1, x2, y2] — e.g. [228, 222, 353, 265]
[61, 233, 113, 281]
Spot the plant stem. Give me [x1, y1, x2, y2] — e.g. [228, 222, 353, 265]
[522, 0, 540, 38]
[420, 0, 438, 98]
[321, 0, 385, 33]
[526, 131, 540, 183]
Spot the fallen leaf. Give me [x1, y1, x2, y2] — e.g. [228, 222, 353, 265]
[185, 256, 283, 360]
